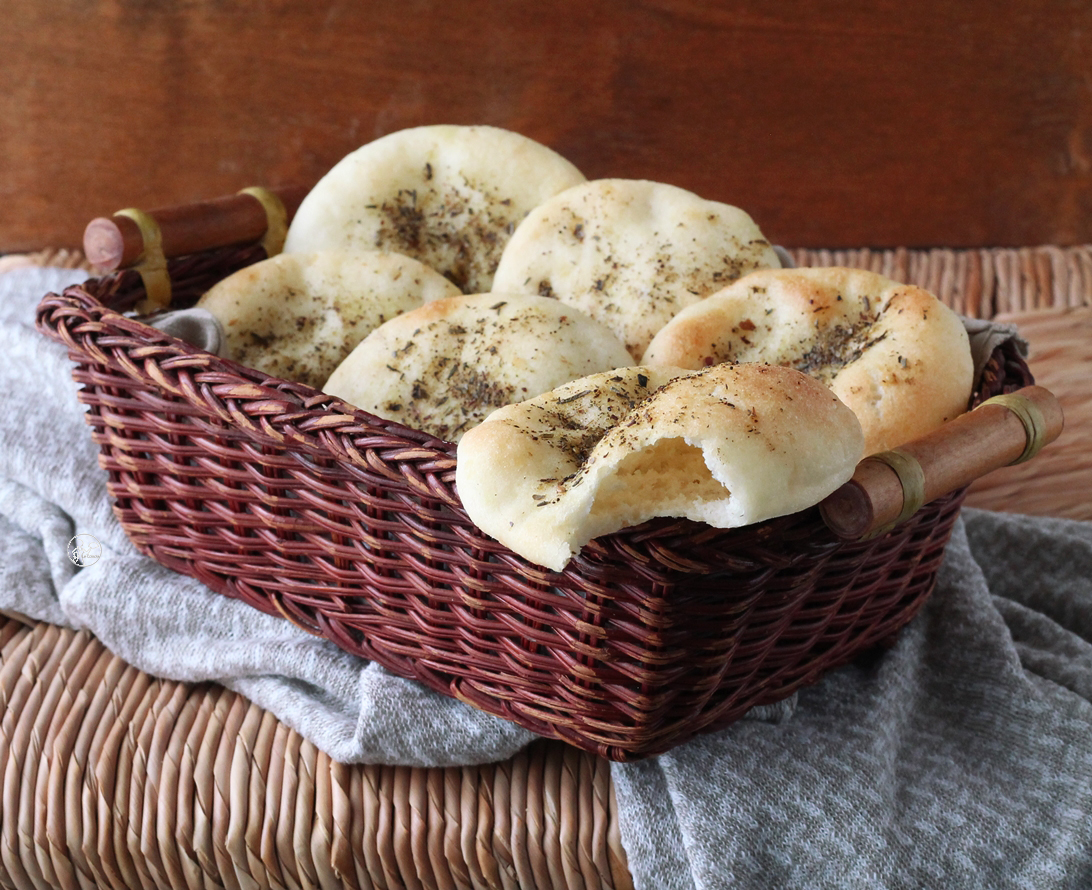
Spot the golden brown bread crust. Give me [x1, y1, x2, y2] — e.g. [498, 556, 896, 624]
[642, 267, 974, 455]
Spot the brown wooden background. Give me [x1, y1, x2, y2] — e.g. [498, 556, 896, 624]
[3, 1, 1092, 253]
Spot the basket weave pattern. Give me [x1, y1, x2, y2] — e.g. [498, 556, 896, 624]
[36, 250, 1032, 761]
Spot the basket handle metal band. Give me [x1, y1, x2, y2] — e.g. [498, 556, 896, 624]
[865, 448, 926, 536]
[115, 207, 172, 313]
[975, 392, 1048, 464]
[238, 186, 289, 257]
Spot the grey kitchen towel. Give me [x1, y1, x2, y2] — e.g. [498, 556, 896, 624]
[4, 266, 1091, 889]
[612, 508, 1092, 889]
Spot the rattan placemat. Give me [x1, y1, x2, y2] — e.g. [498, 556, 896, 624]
[1, 245, 1088, 889]
[0, 615, 630, 890]
[789, 245, 1092, 318]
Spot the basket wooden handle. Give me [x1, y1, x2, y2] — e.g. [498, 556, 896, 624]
[82, 184, 310, 271]
[819, 385, 1064, 539]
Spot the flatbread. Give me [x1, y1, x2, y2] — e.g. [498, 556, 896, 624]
[490, 178, 781, 358]
[283, 125, 586, 293]
[195, 250, 460, 388]
[642, 267, 974, 455]
[323, 293, 633, 442]
[456, 363, 864, 571]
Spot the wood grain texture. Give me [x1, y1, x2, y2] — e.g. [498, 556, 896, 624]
[3, 0, 1092, 252]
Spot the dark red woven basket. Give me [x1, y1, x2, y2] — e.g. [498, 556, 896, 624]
[36, 246, 1033, 761]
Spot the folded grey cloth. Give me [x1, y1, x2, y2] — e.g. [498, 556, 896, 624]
[613, 509, 1092, 889]
[5, 266, 1091, 889]
[145, 305, 227, 356]
[963, 314, 1028, 381]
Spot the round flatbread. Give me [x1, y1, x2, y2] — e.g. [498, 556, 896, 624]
[490, 178, 781, 359]
[642, 266, 974, 455]
[283, 125, 586, 294]
[323, 293, 633, 442]
[456, 363, 864, 571]
[195, 250, 460, 388]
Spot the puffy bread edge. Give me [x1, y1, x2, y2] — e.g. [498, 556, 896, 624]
[643, 267, 974, 455]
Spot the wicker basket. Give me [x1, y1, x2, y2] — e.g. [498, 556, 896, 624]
[35, 243, 1033, 762]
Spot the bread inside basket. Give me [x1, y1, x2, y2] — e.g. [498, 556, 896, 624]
[36, 226, 1037, 761]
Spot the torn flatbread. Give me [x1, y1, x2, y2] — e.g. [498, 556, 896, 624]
[456, 363, 864, 570]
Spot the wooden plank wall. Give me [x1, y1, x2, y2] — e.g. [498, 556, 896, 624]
[3, 1, 1091, 252]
